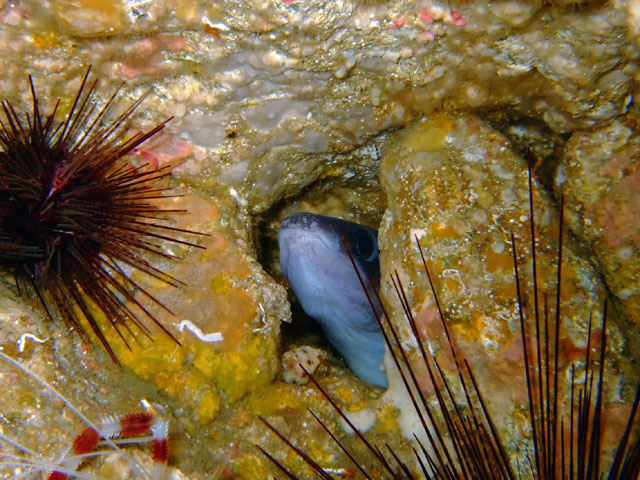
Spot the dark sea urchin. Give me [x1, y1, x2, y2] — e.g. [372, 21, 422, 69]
[260, 158, 640, 480]
[0, 67, 204, 363]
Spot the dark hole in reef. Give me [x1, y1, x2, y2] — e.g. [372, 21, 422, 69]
[254, 141, 387, 358]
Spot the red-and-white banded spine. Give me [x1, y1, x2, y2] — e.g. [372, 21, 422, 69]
[47, 412, 168, 480]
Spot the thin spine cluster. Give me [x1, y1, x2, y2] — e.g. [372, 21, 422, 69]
[259, 155, 640, 479]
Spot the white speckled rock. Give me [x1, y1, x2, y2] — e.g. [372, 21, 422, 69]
[0, 0, 637, 212]
[556, 115, 640, 333]
[378, 114, 637, 470]
[2, 0, 640, 476]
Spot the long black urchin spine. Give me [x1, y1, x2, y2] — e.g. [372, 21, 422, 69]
[0, 67, 204, 362]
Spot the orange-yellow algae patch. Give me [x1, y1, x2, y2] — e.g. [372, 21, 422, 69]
[32, 32, 59, 50]
[475, 189, 495, 209]
[54, 0, 126, 36]
[423, 184, 439, 203]
[200, 234, 250, 283]
[94, 195, 277, 424]
[501, 281, 518, 299]
[300, 433, 342, 467]
[106, 330, 222, 424]
[546, 222, 560, 244]
[322, 382, 372, 412]
[198, 279, 256, 351]
[402, 116, 453, 153]
[443, 276, 459, 293]
[431, 221, 459, 239]
[402, 258, 442, 302]
[472, 311, 510, 348]
[194, 388, 221, 424]
[470, 310, 485, 331]
[374, 404, 400, 435]
[201, 334, 275, 403]
[486, 249, 513, 273]
[233, 454, 274, 480]
[209, 274, 231, 295]
[125, 230, 255, 353]
[106, 300, 264, 424]
[247, 384, 306, 416]
[424, 257, 442, 277]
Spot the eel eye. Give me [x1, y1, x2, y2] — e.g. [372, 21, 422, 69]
[355, 227, 378, 262]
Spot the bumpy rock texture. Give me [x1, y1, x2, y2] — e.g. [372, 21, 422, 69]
[556, 115, 640, 331]
[378, 115, 636, 468]
[1, 0, 639, 478]
[1, 0, 638, 212]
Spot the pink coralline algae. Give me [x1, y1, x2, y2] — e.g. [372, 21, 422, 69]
[596, 163, 640, 249]
[120, 34, 186, 79]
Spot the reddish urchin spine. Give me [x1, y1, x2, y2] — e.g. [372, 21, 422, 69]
[0, 67, 204, 362]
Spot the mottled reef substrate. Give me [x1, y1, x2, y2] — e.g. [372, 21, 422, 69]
[1, 0, 640, 478]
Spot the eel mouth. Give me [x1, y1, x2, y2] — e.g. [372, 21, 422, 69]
[278, 213, 340, 280]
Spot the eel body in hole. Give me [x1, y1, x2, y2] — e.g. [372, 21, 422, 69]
[278, 213, 387, 388]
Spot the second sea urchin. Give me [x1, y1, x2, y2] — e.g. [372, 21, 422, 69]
[259, 158, 640, 479]
[0, 67, 204, 362]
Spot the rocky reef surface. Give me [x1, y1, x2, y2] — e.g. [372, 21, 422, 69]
[0, 0, 639, 478]
[557, 116, 640, 337]
[378, 114, 638, 469]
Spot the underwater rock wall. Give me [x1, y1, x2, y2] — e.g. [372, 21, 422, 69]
[378, 114, 637, 467]
[0, 1, 637, 211]
[558, 116, 640, 332]
[0, 0, 639, 478]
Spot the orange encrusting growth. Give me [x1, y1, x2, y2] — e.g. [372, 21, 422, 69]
[431, 221, 460, 239]
[486, 249, 513, 273]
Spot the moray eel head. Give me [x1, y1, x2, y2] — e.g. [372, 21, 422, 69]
[278, 213, 387, 387]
